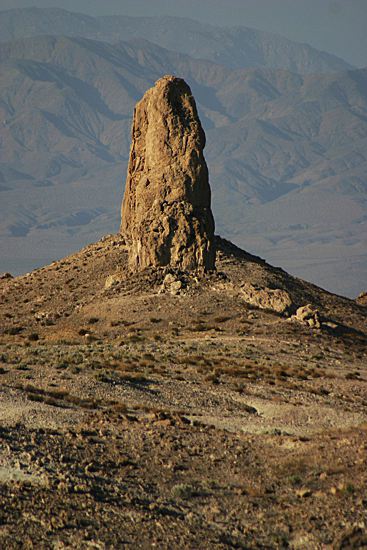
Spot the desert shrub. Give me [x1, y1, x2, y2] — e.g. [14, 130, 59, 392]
[241, 404, 257, 414]
[26, 393, 44, 403]
[108, 402, 128, 414]
[345, 372, 360, 380]
[129, 335, 144, 343]
[43, 397, 61, 407]
[5, 327, 23, 335]
[178, 354, 204, 365]
[204, 374, 219, 385]
[48, 388, 69, 399]
[142, 353, 155, 361]
[188, 323, 210, 332]
[171, 484, 193, 499]
[213, 315, 231, 323]
[16, 364, 29, 371]
[287, 475, 302, 485]
[118, 372, 147, 383]
[201, 479, 216, 489]
[25, 384, 44, 394]
[94, 372, 109, 382]
[68, 365, 81, 374]
[28, 333, 39, 341]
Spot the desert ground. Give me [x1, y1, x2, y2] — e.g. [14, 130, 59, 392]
[1, 235, 367, 549]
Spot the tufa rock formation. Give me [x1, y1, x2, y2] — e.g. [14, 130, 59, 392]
[120, 76, 215, 271]
[239, 283, 293, 315]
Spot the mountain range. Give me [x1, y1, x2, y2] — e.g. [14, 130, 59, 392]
[0, 8, 356, 74]
[0, 8, 366, 298]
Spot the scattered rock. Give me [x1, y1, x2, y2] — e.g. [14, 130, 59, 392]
[291, 304, 321, 328]
[34, 311, 60, 325]
[357, 292, 367, 306]
[239, 282, 292, 314]
[0, 273, 13, 279]
[120, 75, 215, 271]
[296, 488, 312, 498]
[104, 274, 123, 290]
[159, 273, 184, 295]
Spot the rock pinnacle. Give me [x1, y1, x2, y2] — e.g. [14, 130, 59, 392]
[120, 75, 215, 271]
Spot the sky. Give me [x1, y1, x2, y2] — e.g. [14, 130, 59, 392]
[1, 0, 367, 68]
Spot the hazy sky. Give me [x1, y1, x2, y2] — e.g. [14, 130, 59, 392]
[2, 0, 367, 68]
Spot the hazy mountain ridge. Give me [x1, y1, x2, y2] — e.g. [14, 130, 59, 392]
[0, 32, 366, 296]
[0, 7, 356, 74]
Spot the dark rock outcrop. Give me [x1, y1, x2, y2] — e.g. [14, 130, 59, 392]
[120, 75, 215, 271]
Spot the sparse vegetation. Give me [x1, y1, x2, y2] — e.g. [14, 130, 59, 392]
[1, 232, 367, 549]
[171, 483, 194, 499]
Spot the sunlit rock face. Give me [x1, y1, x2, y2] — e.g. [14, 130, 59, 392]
[120, 75, 215, 271]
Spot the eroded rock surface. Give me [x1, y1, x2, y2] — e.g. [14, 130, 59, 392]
[120, 75, 215, 271]
[239, 282, 293, 314]
[291, 304, 321, 328]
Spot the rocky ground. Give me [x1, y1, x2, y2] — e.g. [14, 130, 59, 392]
[1, 235, 367, 548]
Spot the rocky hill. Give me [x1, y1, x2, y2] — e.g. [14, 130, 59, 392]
[0, 7, 356, 74]
[0, 33, 366, 296]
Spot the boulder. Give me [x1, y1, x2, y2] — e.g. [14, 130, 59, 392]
[239, 282, 292, 314]
[357, 292, 367, 306]
[291, 304, 321, 328]
[159, 273, 184, 295]
[120, 75, 215, 271]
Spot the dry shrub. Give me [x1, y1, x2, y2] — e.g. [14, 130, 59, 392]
[345, 372, 360, 380]
[26, 393, 44, 403]
[43, 397, 62, 407]
[118, 372, 148, 383]
[116, 363, 135, 372]
[188, 323, 212, 332]
[142, 353, 155, 361]
[25, 384, 45, 394]
[204, 374, 219, 385]
[120, 320, 133, 327]
[213, 315, 231, 323]
[108, 403, 128, 414]
[273, 457, 309, 476]
[129, 334, 144, 343]
[48, 388, 69, 399]
[178, 355, 202, 365]
[4, 327, 24, 335]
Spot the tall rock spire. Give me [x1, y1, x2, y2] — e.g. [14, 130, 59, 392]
[120, 75, 215, 271]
